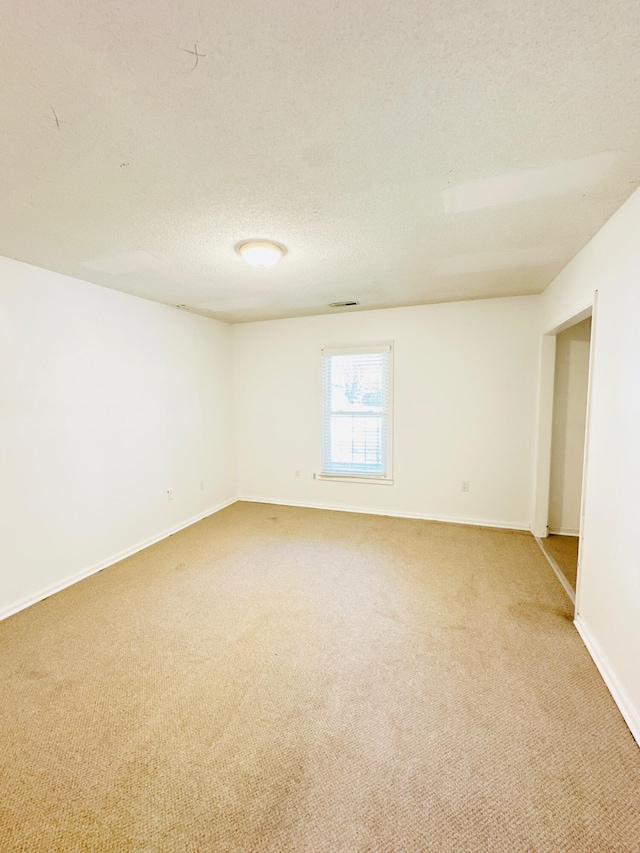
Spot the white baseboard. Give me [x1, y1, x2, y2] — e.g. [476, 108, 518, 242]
[549, 527, 580, 536]
[0, 498, 237, 622]
[1, 496, 524, 622]
[237, 496, 529, 531]
[574, 615, 640, 747]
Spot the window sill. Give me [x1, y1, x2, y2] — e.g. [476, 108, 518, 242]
[315, 474, 394, 485]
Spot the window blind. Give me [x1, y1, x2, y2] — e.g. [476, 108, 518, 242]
[321, 345, 391, 477]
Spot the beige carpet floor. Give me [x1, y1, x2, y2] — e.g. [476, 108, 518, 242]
[1, 502, 639, 852]
[541, 535, 580, 592]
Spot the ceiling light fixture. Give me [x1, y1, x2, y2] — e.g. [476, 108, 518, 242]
[237, 240, 286, 268]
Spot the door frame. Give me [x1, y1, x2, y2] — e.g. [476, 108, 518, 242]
[531, 293, 598, 614]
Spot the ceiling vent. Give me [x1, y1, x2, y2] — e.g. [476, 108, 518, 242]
[329, 301, 359, 308]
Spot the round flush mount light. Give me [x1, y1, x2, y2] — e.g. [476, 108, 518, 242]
[237, 240, 286, 268]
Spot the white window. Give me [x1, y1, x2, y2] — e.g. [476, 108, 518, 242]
[320, 344, 393, 483]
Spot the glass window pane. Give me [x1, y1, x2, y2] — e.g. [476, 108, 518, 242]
[321, 347, 391, 478]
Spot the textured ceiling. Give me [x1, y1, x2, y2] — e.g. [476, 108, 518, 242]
[1, 0, 640, 323]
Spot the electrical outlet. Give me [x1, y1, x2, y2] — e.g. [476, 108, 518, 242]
[199, 480, 205, 491]
[461, 480, 470, 492]
[166, 488, 174, 501]
[295, 469, 301, 479]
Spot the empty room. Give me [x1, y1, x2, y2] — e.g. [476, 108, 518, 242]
[1, 1, 640, 851]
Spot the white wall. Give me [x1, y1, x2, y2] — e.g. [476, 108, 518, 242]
[540, 187, 640, 743]
[233, 296, 540, 529]
[548, 317, 591, 534]
[0, 257, 236, 618]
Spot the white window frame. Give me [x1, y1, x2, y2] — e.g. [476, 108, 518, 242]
[317, 342, 394, 485]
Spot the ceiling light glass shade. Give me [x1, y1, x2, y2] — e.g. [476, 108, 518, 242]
[237, 240, 285, 268]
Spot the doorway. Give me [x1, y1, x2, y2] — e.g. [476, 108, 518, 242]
[532, 305, 594, 608]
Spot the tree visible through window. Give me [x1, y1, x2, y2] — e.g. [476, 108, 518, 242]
[321, 344, 392, 479]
